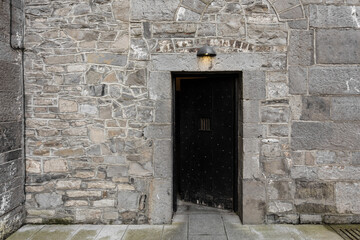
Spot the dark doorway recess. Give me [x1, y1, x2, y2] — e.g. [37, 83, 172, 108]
[173, 73, 239, 213]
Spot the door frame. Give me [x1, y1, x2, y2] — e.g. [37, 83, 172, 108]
[172, 72, 241, 214]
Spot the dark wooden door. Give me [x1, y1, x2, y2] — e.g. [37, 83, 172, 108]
[178, 76, 235, 209]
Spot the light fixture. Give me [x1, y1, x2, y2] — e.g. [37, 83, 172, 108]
[197, 45, 216, 57]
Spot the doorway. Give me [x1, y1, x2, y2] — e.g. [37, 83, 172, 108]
[173, 73, 239, 212]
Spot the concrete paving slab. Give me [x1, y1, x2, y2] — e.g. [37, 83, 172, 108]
[189, 235, 227, 240]
[162, 222, 187, 240]
[295, 225, 344, 240]
[71, 225, 104, 240]
[224, 223, 259, 240]
[95, 225, 127, 240]
[123, 225, 163, 240]
[6, 225, 44, 240]
[172, 214, 188, 223]
[221, 214, 241, 224]
[189, 214, 225, 236]
[28, 225, 80, 240]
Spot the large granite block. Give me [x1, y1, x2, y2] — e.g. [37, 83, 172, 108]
[309, 67, 360, 95]
[316, 29, 360, 64]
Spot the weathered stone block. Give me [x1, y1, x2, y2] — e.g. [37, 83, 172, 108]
[126, 69, 146, 86]
[0, 186, 24, 216]
[335, 182, 360, 214]
[310, 5, 360, 28]
[242, 180, 266, 224]
[0, 122, 22, 153]
[112, 0, 130, 22]
[268, 124, 288, 137]
[75, 209, 102, 222]
[56, 180, 81, 190]
[288, 66, 307, 95]
[217, 14, 245, 37]
[261, 106, 289, 123]
[243, 153, 261, 179]
[182, 0, 206, 13]
[300, 96, 330, 121]
[130, 39, 149, 60]
[148, 72, 171, 100]
[35, 193, 63, 208]
[0, 205, 25, 239]
[176, 7, 201, 21]
[144, 125, 171, 139]
[318, 166, 360, 180]
[153, 23, 197, 38]
[59, 99, 78, 113]
[295, 202, 336, 214]
[106, 165, 128, 178]
[267, 82, 288, 99]
[44, 159, 68, 173]
[130, 0, 179, 21]
[292, 122, 360, 150]
[268, 181, 293, 200]
[268, 201, 294, 214]
[154, 100, 171, 123]
[295, 181, 334, 200]
[331, 97, 360, 121]
[352, 152, 360, 165]
[118, 191, 140, 210]
[243, 123, 265, 138]
[316, 151, 336, 165]
[263, 159, 288, 176]
[93, 199, 115, 207]
[0, 92, 21, 122]
[89, 128, 105, 143]
[0, 61, 21, 94]
[290, 166, 318, 180]
[154, 140, 172, 178]
[316, 29, 360, 64]
[309, 67, 360, 95]
[67, 191, 102, 198]
[86, 53, 127, 66]
[300, 214, 322, 224]
[279, 6, 303, 20]
[243, 71, 266, 100]
[54, 149, 84, 157]
[287, 19, 308, 30]
[243, 100, 260, 123]
[288, 30, 313, 66]
[149, 179, 172, 224]
[151, 53, 286, 72]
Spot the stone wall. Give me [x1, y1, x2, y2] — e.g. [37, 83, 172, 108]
[0, 0, 25, 239]
[23, 0, 360, 225]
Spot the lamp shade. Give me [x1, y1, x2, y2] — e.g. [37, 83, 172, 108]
[197, 45, 216, 57]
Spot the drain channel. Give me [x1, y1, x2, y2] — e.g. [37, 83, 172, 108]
[331, 225, 360, 240]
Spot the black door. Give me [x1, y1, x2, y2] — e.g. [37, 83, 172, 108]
[177, 76, 235, 210]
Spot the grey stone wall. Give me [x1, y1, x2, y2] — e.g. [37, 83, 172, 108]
[23, 0, 360, 225]
[286, 2, 360, 224]
[0, 0, 25, 239]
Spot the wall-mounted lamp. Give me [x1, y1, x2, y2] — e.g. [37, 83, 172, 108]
[197, 45, 216, 57]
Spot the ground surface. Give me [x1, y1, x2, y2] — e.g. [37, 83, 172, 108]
[7, 203, 351, 240]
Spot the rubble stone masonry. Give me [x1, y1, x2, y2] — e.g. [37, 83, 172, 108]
[20, 0, 360, 225]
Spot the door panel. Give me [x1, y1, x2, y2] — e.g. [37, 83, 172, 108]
[178, 76, 235, 209]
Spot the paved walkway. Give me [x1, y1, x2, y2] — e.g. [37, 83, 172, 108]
[7, 203, 348, 240]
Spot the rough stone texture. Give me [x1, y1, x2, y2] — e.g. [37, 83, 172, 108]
[0, 0, 25, 239]
[288, 30, 313, 66]
[309, 67, 360, 95]
[310, 5, 360, 28]
[292, 122, 360, 151]
[335, 182, 360, 214]
[15, 0, 360, 227]
[316, 29, 360, 64]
